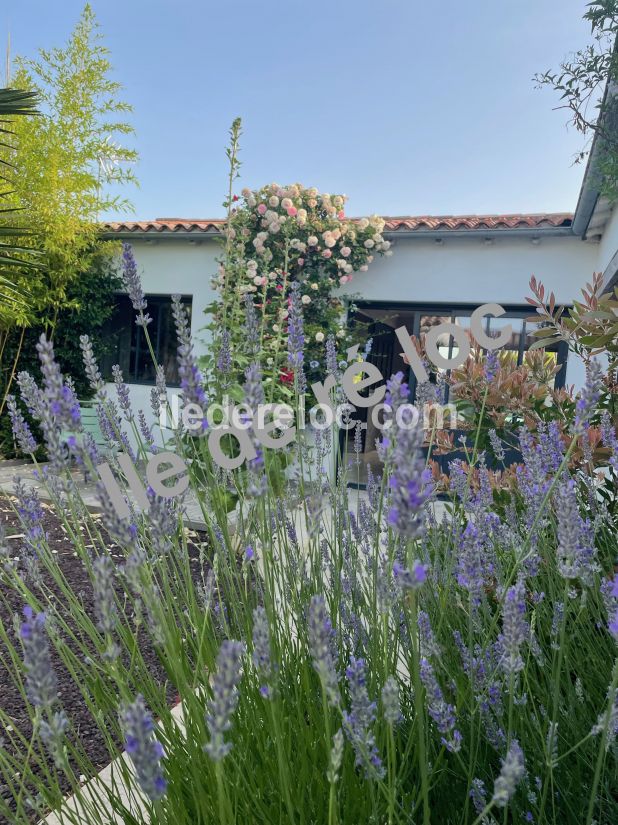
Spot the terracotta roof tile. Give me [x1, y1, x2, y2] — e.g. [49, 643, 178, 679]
[382, 213, 573, 231]
[106, 213, 573, 235]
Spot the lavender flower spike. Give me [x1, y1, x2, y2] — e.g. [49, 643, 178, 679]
[492, 739, 525, 807]
[217, 328, 232, 375]
[393, 559, 427, 591]
[171, 295, 208, 419]
[20, 606, 68, 766]
[121, 242, 150, 324]
[381, 676, 402, 725]
[6, 395, 37, 454]
[79, 335, 105, 397]
[252, 607, 273, 697]
[554, 478, 598, 585]
[387, 417, 432, 539]
[308, 595, 340, 707]
[573, 359, 603, 434]
[20, 606, 59, 709]
[497, 578, 528, 677]
[243, 293, 260, 357]
[420, 656, 462, 753]
[120, 695, 167, 801]
[342, 657, 384, 779]
[287, 281, 305, 370]
[204, 640, 245, 761]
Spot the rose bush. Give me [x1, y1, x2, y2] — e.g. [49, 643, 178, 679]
[204, 179, 390, 406]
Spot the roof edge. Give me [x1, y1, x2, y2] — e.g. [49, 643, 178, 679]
[572, 78, 618, 238]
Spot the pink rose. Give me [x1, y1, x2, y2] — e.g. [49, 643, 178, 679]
[340, 246, 351, 257]
[322, 249, 332, 259]
[339, 275, 349, 284]
[287, 206, 298, 217]
[257, 203, 267, 215]
[338, 210, 345, 219]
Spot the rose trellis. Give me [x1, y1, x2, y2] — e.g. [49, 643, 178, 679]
[204, 183, 391, 405]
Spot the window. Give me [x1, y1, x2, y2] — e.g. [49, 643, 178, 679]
[101, 294, 192, 385]
[351, 303, 568, 404]
[343, 302, 569, 486]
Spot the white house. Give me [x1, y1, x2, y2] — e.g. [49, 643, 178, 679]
[103, 120, 618, 466]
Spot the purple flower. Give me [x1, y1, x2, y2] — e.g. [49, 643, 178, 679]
[121, 243, 149, 316]
[325, 334, 338, 376]
[393, 559, 427, 590]
[342, 657, 384, 779]
[112, 365, 133, 421]
[243, 293, 260, 357]
[384, 371, 410, 416]
[553, 479, 598, 585]
[287, 281, 305, 370]
[492, 740, 525, 807]
[79, 335, 105, 398]
[420, 656, 462, 752]
[484, 350, 499, 382]
[13, 479, 45, 555]
[489, 429, 505, 463]
[243, 364, 267, 497]
[381, 676, 402, 725]
[138, 410, 156, 452]
[574, 359, 603, 434]
[457, 522, 490, 606]
[470, 777, 487, 815]
[171, 295, 208, 420]
[93, 555, 118, 637]
[120, 695, 167, 801]
[217, 329, 232, 375]
[308, 595, 340, 707]
[6, 395, 37, 454]
[497, 578, 528, 676]
[36, 335, 81, 430]
[252, 607, 273, 697]
[20, 607, 59, 709]
[204, 640, 245, 761]
[387, 419, 432, 539]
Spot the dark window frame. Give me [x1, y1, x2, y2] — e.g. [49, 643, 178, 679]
[101, 293, 193, 387]
[349, 300, 569, 402]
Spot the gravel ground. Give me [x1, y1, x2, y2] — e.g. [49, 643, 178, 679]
[0, 494, 209, 825]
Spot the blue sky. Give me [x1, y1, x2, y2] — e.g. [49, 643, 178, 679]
[5, 1, 596, 220]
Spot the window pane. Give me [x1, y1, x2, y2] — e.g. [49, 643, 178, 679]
[102, 295, 192, 385]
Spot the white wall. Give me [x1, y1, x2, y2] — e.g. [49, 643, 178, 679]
[339, 234, 597, 305]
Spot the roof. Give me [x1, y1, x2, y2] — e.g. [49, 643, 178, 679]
[106, 213, 574, 238]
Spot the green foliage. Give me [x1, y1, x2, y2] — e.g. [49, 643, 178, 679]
[535, 1, 618, 200]
[0, 87, 43, 329]
[527, 272, 618, 371]
[0, 3, 136, 320]
[0, 247, 122, 457]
